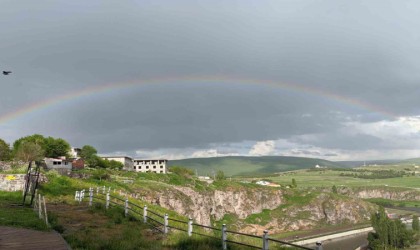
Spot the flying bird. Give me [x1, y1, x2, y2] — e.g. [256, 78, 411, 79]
[3, 71, 12, 75]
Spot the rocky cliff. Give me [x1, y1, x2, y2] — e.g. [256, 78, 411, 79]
[243, 192, 375, 234]
[339, 187, 420, 201]
[136, 184, 375, 234]
[141, 186, 283, 225]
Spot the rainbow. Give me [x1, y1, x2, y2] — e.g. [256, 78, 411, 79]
[0, 75, 396, 125]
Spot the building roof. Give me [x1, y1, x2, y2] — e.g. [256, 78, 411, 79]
[133, 159, 168, 161]
[101, 156, 133, 160]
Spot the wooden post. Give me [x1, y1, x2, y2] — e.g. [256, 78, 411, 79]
[315, 241, 323, 250]
[43, 196, 49, 227]
[143, 205, 147, 223]
[262, 230, 269, 250]
[164, 214, 168, 234]
[96, 186, 99, 194]
[89, 187, 93, 206]
[33, 190, 38, 212]
[38, 194, 42, 219]
[222, 224, 227, 250]
[188, 217, 193, 237]
[103, 185, 105, 194]
[124, 199, 128, 217]
[105, 192, 110, 209]
[74, 191, 78, 201]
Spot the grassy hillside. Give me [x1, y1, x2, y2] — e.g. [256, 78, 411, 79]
[168, 156, 345, 176]
[399, 158, 420, 165]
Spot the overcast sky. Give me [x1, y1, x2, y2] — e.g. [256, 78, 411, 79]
[1, 0, 420, 161]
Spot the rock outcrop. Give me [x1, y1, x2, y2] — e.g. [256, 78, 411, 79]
[339, 187, 420, 201]
[142, 186, 283, 225]
[137, 184, 375, 234]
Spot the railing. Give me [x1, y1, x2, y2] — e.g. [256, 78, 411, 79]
[74, 187, 315, 250]
[33, 192, 49, 227]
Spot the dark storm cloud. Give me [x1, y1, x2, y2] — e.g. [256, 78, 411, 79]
[1, 0, 420, 158]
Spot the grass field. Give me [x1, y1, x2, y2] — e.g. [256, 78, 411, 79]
[239, 169, 420, 189]
[0, 191, 49, 231]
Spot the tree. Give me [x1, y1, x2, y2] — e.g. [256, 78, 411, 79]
[80, 145, 97, 159]
[13, 134, 46, 156]
[80, 145, 99, 167]
[332, 185, 338, 194]
[0, 138, 11, 161]
[12, 134, 71, 159]
[15, 142, 44, 163]
[368, 207, 417, 249]
[107, 160, 124, 170]
[413, 215, 419, 232]
[215, 170, 225, 181]
[44, 137, 71, 158]
[292, 178, 297, 188]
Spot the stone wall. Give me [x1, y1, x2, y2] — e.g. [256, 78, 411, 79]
[0, 161, 12, 171]
[0, 174, 25, 191]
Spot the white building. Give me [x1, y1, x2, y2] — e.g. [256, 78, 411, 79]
[69, 147, 81, 158]
[44, 158, 72, 171]
[101, 156, 134, 171]
[133, 159, 167, 173]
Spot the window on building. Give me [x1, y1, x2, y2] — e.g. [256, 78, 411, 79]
[160, 171, 163, 173]
[160, 165, 163, 168]
[146, 166, 149, 169]
[153, 166, 156, 169]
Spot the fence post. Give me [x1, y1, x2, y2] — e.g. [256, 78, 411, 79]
[89, 187, 93, 206]
[222, 224, 227, 250]
[106, 192, 110, 209]
[74, 191, 78, 201]
[103, 185, 105, 194]
[188, 217, 193, 237]
[262, 230, 269, 250]
[143, 205, 148, 223]
[96, 186, 99, 194]
[38, 194, 43, 219]
[315, 241, 323, 250]
[125, 198, 129, 217]
[42, 196, 49, 227]
[164, 214, 169, 234]
[81, 189, 85, 201]
[33, 194, 38, 212]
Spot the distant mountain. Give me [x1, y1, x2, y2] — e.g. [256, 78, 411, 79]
[168, 156, 345, 177]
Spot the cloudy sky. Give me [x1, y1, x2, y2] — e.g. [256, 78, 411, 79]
[1, 0, 420, 161]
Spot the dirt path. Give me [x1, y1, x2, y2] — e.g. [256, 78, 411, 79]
[0, 226, 70, 250]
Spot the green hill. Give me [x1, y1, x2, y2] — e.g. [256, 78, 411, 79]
[398, 158, 420, 165]
[168, 156, 345, 177]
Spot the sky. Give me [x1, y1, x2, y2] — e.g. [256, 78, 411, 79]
[1, 0, 420, 161]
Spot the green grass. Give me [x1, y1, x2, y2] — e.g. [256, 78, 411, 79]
[256, 169, 420, 189]
[0, 191, 49, 230]
[61, 205, 162, 250]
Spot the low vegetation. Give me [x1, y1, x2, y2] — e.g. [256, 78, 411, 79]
[0, 191, 49, 231]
